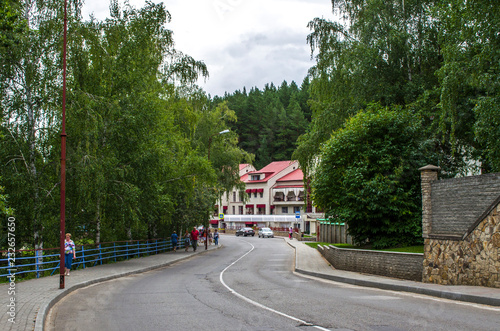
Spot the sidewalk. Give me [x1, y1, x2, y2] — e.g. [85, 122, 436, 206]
[0, 243, 221, 331]
[285, 238, 500, 307]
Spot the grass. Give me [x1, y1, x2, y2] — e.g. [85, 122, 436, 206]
[305, 242, 423, 253]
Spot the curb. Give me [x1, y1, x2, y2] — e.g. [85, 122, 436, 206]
[285, 240, 500, 307]
[294, 269, 500, 307]
[35, 245, 222, 331]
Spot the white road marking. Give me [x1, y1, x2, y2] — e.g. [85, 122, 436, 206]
[219, 240, 331, 331]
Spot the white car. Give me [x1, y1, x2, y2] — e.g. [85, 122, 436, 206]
[258, 227, 274, 238]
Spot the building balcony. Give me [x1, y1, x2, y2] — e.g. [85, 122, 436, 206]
[273, 198, 303, 205]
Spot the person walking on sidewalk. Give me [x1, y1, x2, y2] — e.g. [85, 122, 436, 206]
[191, 227, 199, 251]
[171, 231, 178, 252]
[64, 233, 76, 276]
[184, 230, 191, 251]
[213, 229, 219, 246]
[289, 227, 293, 239]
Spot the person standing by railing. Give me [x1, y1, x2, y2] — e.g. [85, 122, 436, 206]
[64, 233, 76, 276]
[171, 231, 178, 252]
[184, 230, 191, 252]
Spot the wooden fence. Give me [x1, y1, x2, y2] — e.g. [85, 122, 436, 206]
[318, 221, 353, 244]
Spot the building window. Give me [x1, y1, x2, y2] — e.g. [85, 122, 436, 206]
[260, 192, 263, 198]
[254, 192, 257, 198]
[282, 207, 288, 214]
[251, 175, 260, 181]
[233, 191, 236, 202]
[238, 206, 243, 215]
[232, 206, 235, 215]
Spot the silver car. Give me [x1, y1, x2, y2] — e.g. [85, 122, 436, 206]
[258, 227, 274, 238]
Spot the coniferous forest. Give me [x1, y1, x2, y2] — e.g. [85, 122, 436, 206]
[1, 0, 499, 249]
[213, 79, 311, 170]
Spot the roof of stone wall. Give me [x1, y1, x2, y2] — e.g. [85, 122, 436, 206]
[431, 172, 500, 237]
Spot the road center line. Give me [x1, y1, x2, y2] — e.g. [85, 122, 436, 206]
[219, 240, 331, 331]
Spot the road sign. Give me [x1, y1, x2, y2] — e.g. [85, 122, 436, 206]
[219, 213, 224, 220]
[295, 211, 300, 219]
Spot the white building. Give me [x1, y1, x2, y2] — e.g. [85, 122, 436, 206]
[213, 161, 322, 233]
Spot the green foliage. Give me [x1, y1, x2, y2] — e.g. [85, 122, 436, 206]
[0, 0, 249, 250]
[297, 0, 500, 179]
[434, 0, 500, 172]
[312, 105, 427, 248]
[474, 98, 500, 172]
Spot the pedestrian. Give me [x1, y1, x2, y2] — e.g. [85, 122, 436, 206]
[200, 228, 205, 245]
[184, 230, 191, 252]
[191, 227, 199, 252]
[213, 229, 219, 246]
[208, 229, 213, 245]
[64, 233, 76, 276]
[171, 231, 178, 252]
[289, 227, 293, 239]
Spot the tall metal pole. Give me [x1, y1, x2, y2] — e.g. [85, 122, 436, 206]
[207, 135, 213, 251]
[59, 0, 68, 289]
[207, 130, 229, 250]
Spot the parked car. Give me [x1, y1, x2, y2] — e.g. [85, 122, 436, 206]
[235, 227, 255, 237]
[258, 227, 274, 238]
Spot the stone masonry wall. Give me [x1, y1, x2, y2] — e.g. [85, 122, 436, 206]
[423, 204, 500, 287]
[319, 245, 423, 281]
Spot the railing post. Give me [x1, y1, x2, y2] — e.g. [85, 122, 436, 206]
[155, 239, 158, 254]
[81, 245, 86, 269]
[35, 250, 40, 278]
[99, 243, 102, 265]
[137, 240, 140, 258]
[113, 242, 117, 262]
[126, 241, 129, 260]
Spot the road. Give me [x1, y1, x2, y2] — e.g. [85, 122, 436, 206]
[46, 235, 500, 331]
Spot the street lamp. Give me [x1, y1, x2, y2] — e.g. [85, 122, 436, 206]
[59, 0, 68, 289]
[208, 129, 230, 161]
[207, 129, 230, 250]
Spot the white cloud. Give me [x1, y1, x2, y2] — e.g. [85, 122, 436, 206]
[81, 0, 336, 96]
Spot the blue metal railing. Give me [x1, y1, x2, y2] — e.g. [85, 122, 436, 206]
[0, 238, 184, 281]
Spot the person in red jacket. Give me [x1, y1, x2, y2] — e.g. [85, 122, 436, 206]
[191, 227, 199, 252]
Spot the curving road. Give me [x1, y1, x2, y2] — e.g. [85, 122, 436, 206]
[46, 235, 500, 331]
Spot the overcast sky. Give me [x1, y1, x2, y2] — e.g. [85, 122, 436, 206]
[81, 0, 336, 97]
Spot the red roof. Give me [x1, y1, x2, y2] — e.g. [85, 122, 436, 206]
[244, 161, 296, 183]
[277, 168, 303, 182]
[274, 185, 303, 189]
[239, 163, 251, 170]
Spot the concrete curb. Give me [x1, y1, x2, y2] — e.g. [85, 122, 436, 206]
[285, 239, 500, 307]
[35, 246, 222, 331]
[294, 269, 500, 307]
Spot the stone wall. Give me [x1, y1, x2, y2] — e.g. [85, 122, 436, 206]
[318, 245, 423, 281]
[423, 204, 500, 287]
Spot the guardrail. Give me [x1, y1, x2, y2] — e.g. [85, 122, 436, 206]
[0, 238, 182, 281]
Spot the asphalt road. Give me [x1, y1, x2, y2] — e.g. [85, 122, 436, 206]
[46, 236, 500, 331]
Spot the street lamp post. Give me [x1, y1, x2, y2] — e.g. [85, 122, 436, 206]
[207, 129, 230, 250]
[59, 0, 68, 290]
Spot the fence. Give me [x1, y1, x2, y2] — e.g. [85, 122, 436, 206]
[0, 238, 180, 281]
[318, 221, 353, 244]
